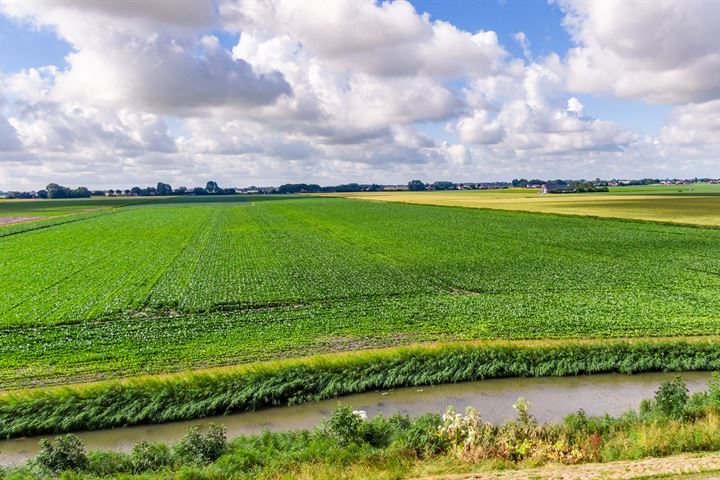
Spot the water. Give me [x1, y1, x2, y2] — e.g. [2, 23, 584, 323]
[0, 371, 712, 467]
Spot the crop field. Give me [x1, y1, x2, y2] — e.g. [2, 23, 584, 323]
[608, 183, 720, 194]
[334, 186, 720, 227]
[0, 196, 160, 231]
[0, 196, 154, 217]
[2, 195, 720, 388]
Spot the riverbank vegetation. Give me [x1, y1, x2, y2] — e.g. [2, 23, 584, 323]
[3, 337, 720, 439]
[4, 375, 720, 479]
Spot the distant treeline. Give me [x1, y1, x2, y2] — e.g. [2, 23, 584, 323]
[111, 181, 238, 197]
[276, 183, 385, 193]
[5, 181, 239, 199]
[3, 177, 719, 199]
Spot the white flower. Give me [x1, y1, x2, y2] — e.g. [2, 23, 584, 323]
[352, 410, 368, 421]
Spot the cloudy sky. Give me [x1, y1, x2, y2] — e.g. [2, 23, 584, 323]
[0, 0, 718, 190]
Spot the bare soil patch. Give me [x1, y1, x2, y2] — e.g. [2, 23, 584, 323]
[421, 452, 720, 479]
[0, 216, 44, 226]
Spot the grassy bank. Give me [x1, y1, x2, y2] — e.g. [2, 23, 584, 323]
[4, 374, 720, 479]
[3, 338, 720, 439]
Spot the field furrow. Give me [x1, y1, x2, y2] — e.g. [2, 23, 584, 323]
[2, 195, 720, 387]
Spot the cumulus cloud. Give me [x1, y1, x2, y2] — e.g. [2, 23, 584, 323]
[456, 58, 636, 155]
[0, 114, 21, 151]
[659, 100, 720, 149]
[566, 97, 584, 116]
[1, 0, 215, 31]
[560, 0, 720, 104]
[457, 110, 506, 145]
[8, 102, 176, 155]
[53, 35, 291, 114]
[0, 1, 292, 114]
[222, 0, 507, 77]
[0, 0, 718, 189]
[230, 28, 463, 145]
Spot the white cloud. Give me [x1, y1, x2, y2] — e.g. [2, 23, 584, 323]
[1, 0, 215, 31]
[222, 0, 507, 78]
[0, 1, 292, 114]
[54, 35, 291, 114]
[566, 97, 584, 116]
[8, 102, 176, 154]
[231, 28, 462, 144]
[514, 31, 532, 60]
[560, 0, 720, 104]
[1, 0, 718, 189]
[0, 114, 21, 151]
[660, 100, 720, 149]
[457, 110, 506, 145]
[456, 58, 636, 155]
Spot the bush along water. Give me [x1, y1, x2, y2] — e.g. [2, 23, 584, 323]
[4, 375, 720, 479]
[3, 337, 720, 439]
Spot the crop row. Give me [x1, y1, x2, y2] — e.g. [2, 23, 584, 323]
[3, 197, 720, 328]
[3, 290, 720, 388]
[3, 197, 720, 386]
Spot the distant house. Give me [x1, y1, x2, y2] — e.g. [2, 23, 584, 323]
[541, 183, 570, 194]
[540, 183, 575, 193]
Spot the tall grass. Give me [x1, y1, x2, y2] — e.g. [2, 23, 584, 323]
[2, 338, 720, 438]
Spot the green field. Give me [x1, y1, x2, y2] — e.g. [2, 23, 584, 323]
[0, 196, 155, 217]
[3, 195, 720, 388]
[608, 183, 720, 194]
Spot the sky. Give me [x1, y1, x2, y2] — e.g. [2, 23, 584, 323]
[0, 0, 719, 190]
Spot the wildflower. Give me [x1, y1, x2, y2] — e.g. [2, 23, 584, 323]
[352, 410, 368, 421]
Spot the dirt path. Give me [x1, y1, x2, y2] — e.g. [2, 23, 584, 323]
[0, 216, 44, 226]
[420, 452, 720, 479]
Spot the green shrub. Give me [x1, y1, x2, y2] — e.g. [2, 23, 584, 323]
[708, 371, 720, 409]
[399, 413, 447, 456]
[325, 405, 368, 447]
[34, 434, 89, 474]
[654, 376, 689, 418]
[212, 445, 263, 473]
[513, 397, 534, 427]
[86, 451, 132, 475]
[563, 409, 616, 443]
[174, 424, 227, 465]
[131, 441, 172, 472]
[323, 405, 409, 449]
[563, 409, 590, 433]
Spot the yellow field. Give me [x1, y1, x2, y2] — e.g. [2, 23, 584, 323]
[333, 190, 720, 227]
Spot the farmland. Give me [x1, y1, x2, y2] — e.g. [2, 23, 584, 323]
[334, 185, 720, 227]
[3, 195, 720, 389]
[0, 196, 153, 217]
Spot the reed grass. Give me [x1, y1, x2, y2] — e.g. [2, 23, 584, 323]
[2, 338, 720, 439]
